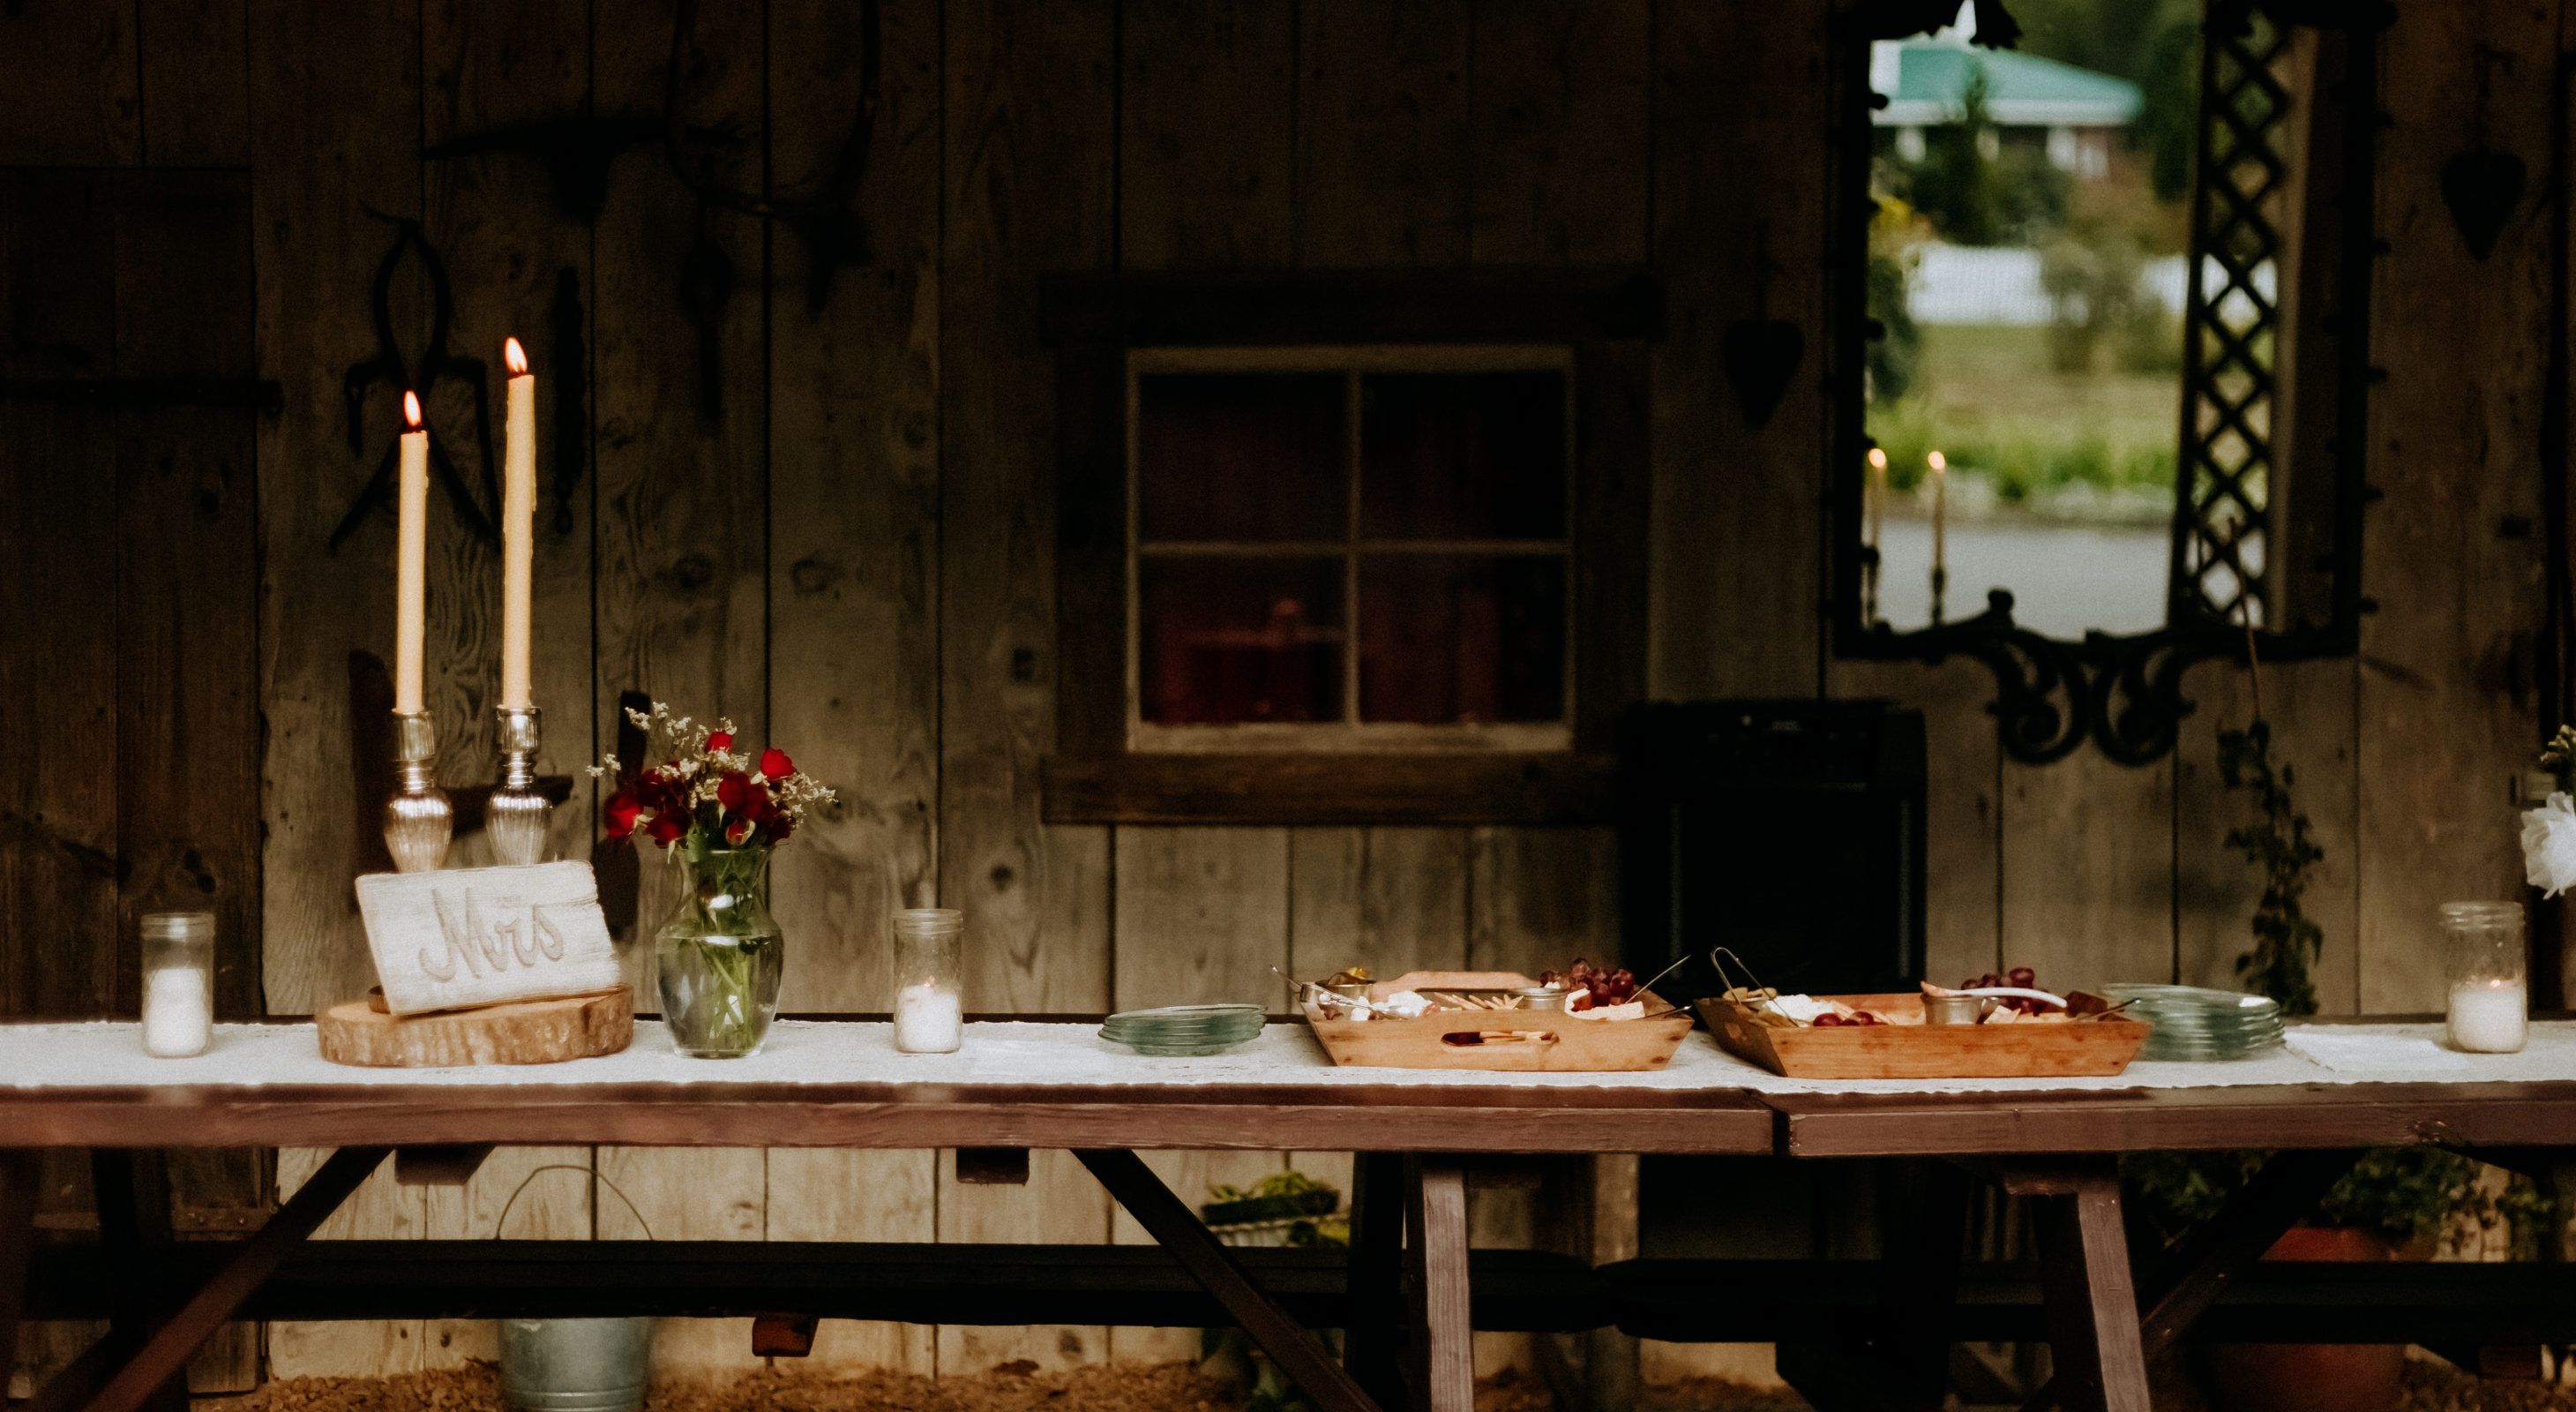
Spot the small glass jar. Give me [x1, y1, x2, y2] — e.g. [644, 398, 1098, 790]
[140, 912, 215, 1058]
[2441, 901, 2527, 1055]
[890, 908, 963, 1054]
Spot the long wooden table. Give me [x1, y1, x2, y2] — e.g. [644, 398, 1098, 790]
[4, 1019, 2572, 1412]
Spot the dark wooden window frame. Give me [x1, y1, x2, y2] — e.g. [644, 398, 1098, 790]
[1038, 269, 1660, 825]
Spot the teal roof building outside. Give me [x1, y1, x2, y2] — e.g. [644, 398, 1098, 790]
[1871, 41, 2144, 128]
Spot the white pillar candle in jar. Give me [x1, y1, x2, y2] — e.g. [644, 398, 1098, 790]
[140, 912, 215, 1058]
[2440, 901, 2527, 1055]
[2447, 978, 2527, 1054]
[894, 980, 963, 1054]
[890, 907, 965, 1054]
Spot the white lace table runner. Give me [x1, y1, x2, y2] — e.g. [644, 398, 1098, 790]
[2, 1018, 2570, 1097]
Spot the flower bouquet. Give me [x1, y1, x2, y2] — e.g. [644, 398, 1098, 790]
[592, 702, 835, 1057]
[2521, 726, 2576, 897]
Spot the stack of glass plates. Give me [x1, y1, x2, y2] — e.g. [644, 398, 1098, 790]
[1100, 1003, 1267, 1056]
[2100, 983, 2286, 1061]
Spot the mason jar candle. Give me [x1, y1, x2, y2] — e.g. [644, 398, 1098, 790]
[890, 908, 963, 1054]
[2441, 901, 2527, 1055]
[140, 912, 215, 1057]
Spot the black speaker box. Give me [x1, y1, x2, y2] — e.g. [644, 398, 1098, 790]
[1620, 699, 1928, 1004]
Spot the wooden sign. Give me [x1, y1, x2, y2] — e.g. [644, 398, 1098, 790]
[355, 861, 623, 1015]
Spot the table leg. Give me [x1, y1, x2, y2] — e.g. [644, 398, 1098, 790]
[65, 1145, 390, 1412]
[1074, 1149, 1382, 1412]
[2032, 1170, 2151, 1412]
[1344, 1153, 1407, 1408]
[2018, 1149, 2362, 1412]
[1777, 1160, 1969, 1412]
[90, 1151, 185, 1412]
[1402, 1157, 1471, 1412]
[2138, 1148, 2359, 1348]
[1, 1151, 36, 1399]
[1879, 1160, 1972, 1405]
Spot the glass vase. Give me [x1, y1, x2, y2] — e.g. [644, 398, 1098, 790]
[655, 842, 783, 1058]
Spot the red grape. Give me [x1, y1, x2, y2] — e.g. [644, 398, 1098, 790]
[1959, 967, 2047, 1014]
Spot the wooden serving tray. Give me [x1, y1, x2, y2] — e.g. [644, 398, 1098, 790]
[1697, 991, 2150, 1079]
[1304, 971, 1695, 1072]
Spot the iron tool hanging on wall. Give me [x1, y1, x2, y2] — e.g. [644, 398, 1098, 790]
[549, 268, 587, 532]
[423, 117, 663, 226]
[679, 210, 734, 423]
[1721, 222, 1804, 429]
[330, 216, 498, 551]
[2440, 47, 2525, 263]
[663, 0, 882, 314]
[421, 115, 739, 227]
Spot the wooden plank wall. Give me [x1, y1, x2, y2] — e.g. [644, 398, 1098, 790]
[0, 59, 267, 1398]
[4, 0, 2572, 1390]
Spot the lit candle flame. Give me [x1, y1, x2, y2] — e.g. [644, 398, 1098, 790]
[1868, 447, 1887, 470]
[504, 337, 528, 377]
[402, 390, 423, 431]
[1928, 449, 1945, 472]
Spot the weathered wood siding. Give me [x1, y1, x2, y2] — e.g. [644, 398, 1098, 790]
[2, 0, 2567, 1388]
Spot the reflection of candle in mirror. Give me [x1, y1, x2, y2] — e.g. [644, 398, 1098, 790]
[1866, 447, 1887, 552]
[1928, 450, 1947, 570]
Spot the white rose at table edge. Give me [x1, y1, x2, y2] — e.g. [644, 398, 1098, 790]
[2520, 792, 2576, 897]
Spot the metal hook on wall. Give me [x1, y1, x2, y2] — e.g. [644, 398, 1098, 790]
[329, 215, 498, 551]
[662, 0, 882, 313]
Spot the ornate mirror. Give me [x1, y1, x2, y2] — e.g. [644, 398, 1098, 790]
[1828, 0, 2388, 764]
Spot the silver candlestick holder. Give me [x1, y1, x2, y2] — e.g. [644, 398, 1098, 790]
[487, 704, 550, 866]
[385, 710, 453, 873]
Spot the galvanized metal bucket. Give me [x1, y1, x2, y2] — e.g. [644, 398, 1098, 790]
[498, 1318, 652, 1412]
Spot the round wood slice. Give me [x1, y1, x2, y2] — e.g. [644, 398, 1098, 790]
[318, 988, 633, 1067]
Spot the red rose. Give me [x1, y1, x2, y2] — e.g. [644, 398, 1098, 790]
[707, 731, 733, 751]
[725, 814, 756, 846]
[716, 771, 753, 814]
[759, 747, 795, 779]
[645, 812, 686, 846]
[639, 769, 690, 820]
[603, 789, 641, 838]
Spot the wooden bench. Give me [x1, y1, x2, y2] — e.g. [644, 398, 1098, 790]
[20, 1241, 1610, 1334]
[1606, 1257, 2576, 1345]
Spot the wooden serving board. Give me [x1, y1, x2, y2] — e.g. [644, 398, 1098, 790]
[317, 988, 633, 1067]
[1304, 971, 1694, 1072]
[1698, 991, 2150, 1079]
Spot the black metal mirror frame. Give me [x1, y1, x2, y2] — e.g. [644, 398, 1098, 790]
[1825, 0, 2388, 766]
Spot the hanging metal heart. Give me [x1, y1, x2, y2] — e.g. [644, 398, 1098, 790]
[2440, 148, 2525, 262]
[1722, 319, 1806, 429]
